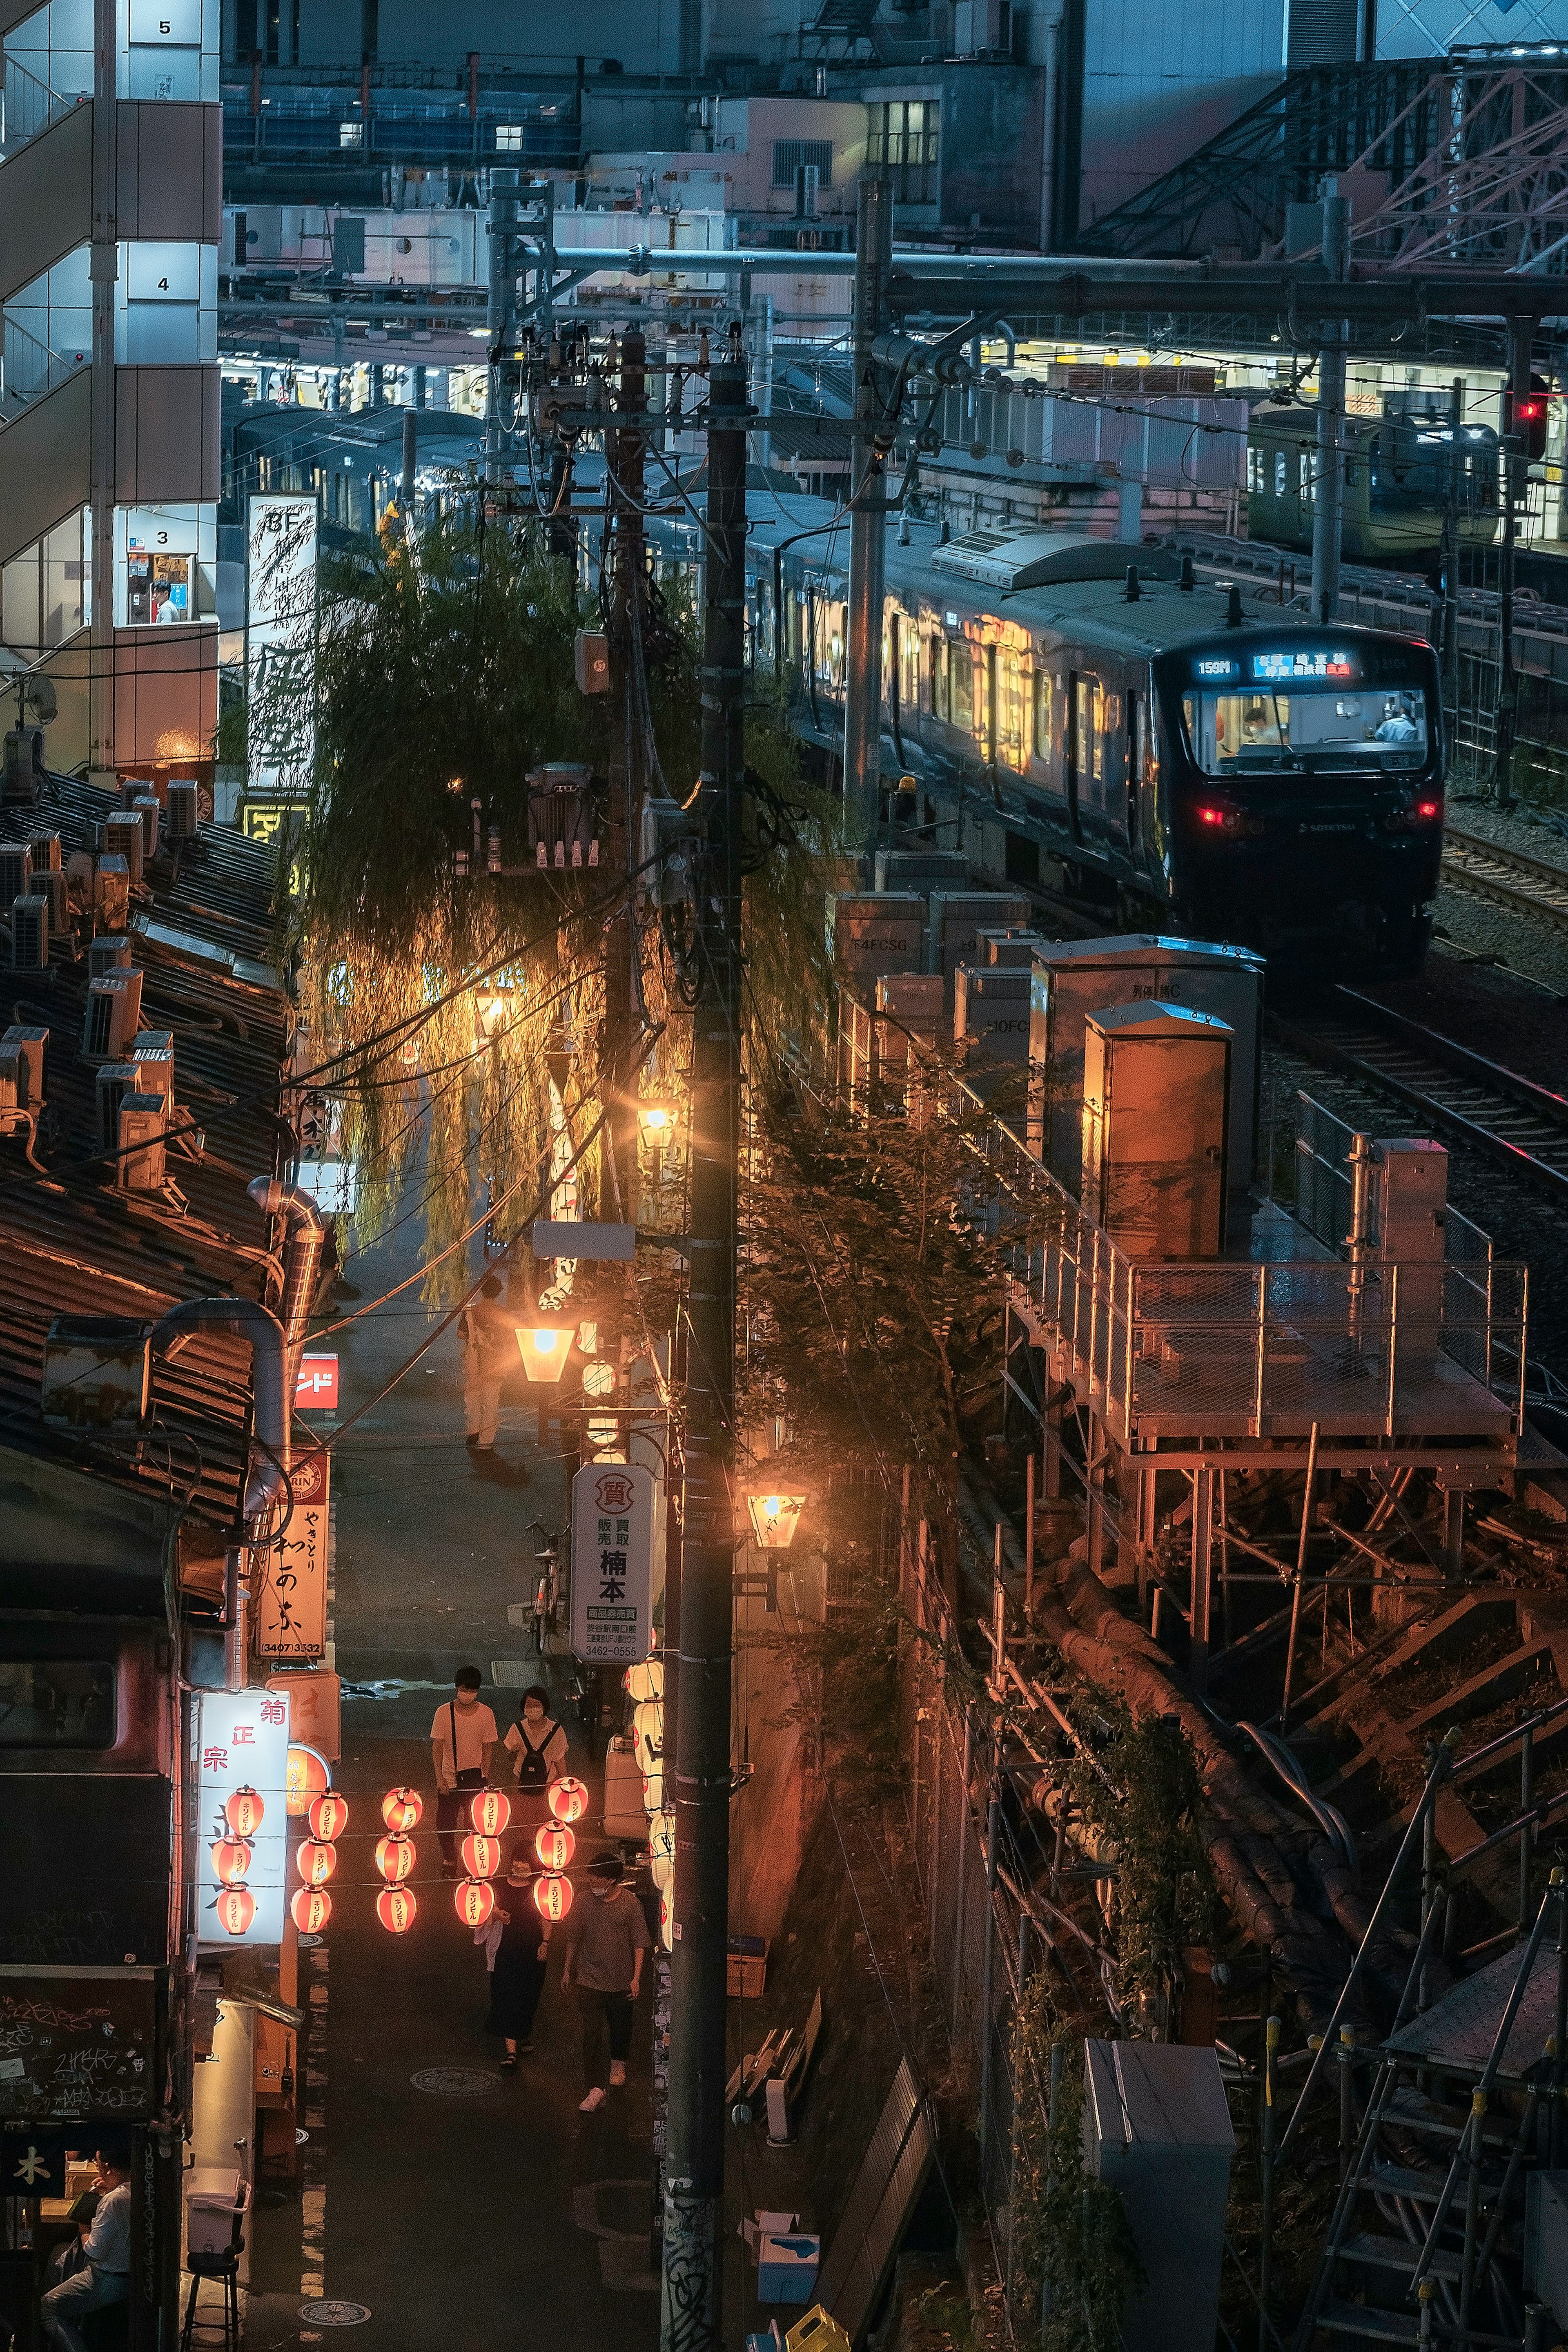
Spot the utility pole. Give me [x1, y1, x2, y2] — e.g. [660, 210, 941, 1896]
[1310, 181, 1350, 626]
[1495, 316, 1532, 808]
[486, 166, 520, 489]
[844, 172, 892, 843]
[600, 326, 646, 1379]
[661, 340, 747, 2352]
[400, 405, 416, 524]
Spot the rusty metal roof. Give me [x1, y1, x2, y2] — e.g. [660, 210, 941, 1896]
[0, 778, 292, 1536]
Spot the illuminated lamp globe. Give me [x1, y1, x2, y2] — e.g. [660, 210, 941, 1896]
[470, 1788, 510, 1839]
[745, 1491, 806, 1550]
[309, 1791, 350, 1842]
[382, 1786, 423, 1833]
[454, 1879, 495, 1930]
[535, 1821, 575, 1873]
[376, 1885, 416, 1935]
[291, 1886, 331, 1935]
[296, 1839, 337, 1888]
[375, 1834, 415, 1885]
[286, 1744, 332, 1817]
[632, 1700, 663, 1773]
[532, 1872, 573, 1923]
[515, 1320, 574, 1385]
[461, 1833, 502, 1881]
[637, 1100, 679, 1142]
[642, 1759, 664, 1814]
[216, 1885, 256, 1937]
[225, 1786, 264, 1837]
[548, 1776, 589, 1826]
[211, 1837, 252, 1886]
[624, 1656, 664, 1704]
[659, 1886, 673, 1952]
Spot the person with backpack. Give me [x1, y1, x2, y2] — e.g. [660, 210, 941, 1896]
[503, 1683, 568, 1834]
[430, 1666, 500, 1878]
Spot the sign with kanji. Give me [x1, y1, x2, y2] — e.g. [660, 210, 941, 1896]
[254, 1448, 330, 1661]
[195, 1688, 290, 1945]
[569, 1462, 655, 1666]
[294, 1354, 339, 1410]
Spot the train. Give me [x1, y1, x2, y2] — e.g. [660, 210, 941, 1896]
[735, 507, 1446, 977]
[1245, 404, 1500, 565]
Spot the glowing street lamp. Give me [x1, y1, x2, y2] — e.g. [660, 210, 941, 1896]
[515, 1318, 575, 1384]
[637, 1100, 679, 1144]
[744, 1491, 807, 1550]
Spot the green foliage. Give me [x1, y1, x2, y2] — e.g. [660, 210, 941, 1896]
[1009, 1982, 1145, 2352]
[754, 1483, 906, 1785]
[1067, 1707, 1216, 2019]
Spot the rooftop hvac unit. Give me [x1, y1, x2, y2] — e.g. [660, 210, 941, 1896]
[954, 964, 1031, 1063]
[165, 780, 200, 842]
[1081, 1002, 1233, 1261]
[927, 891, 1031, 1012]
[89, 932, 132, 979]
[36, 868, 68, 938]
[117, 1091, 166, 1191]
[526, 763, 599, 869]
[0, 1024, 48, 1107]
[976, 927, 1051, 969]
[40, 1315, 153, 1432]
[94, 854, 130, 930]
[10, 894, 49, 969]
[28, 830, 60, 873]
[0, 845, 30, 907]
[118, 778, 152, 811]
[130, 1029, 174, 1108]
[2, 725, 45, 805]
[81, 968, 144, 1062]
[131, 794, 161, 860]
[96, 1062, 140, 1155]
[829, 893, 925, 995]
[873, 848, 969, 893]
[100, 813, 144, 885]
[638, 796, 700, 906]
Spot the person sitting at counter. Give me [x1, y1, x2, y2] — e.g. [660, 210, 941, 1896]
[40, 2152, 129, 2352]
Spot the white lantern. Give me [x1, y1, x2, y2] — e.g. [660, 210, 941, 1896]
[632, 1699, 663, 1775]
[745, 1491, 806, 1550]
[624, 1656, 664, 1704]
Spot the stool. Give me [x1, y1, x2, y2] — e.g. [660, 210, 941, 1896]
[180, 2207, 245, 2352]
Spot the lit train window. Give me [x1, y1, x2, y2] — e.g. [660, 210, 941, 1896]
[1273, 451, 1286, 498]
[931, 634, 949, 720]
[1299, 452, 1313, 505]
[1032, 671, 1053, 762]
[949, 643, 974, 736]
[900, 618, 920, 714]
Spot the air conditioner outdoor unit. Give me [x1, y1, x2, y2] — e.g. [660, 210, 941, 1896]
[95, 855, 131, 930]
[131, 1029, 174, 1109]
[0, 845, 30, 907]
[28, 831, 60, 873]
[82, 969, 144, 1062]
[0, 1025, 48, 1107]
[10, 894, 48, 969]
[165, 781, 200, 841]
[40, 1315, 152, 1431]
[2, 726, 44, 805]
[89, 933, 132, 979]
[37, 869, 68, 938]
[118, 1092, 167, 1191]
[100, 814, 144, 886]
[96, 1062, 140, 1155]
[131, 794, 161, 860]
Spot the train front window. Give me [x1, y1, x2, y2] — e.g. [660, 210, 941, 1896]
[1182, 686, 1430, 776]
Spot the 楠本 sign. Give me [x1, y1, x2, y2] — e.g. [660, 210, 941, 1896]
[570, 1462, 654, 1666]
[254, 1447, 330, 1661]
[195, 1688, 291, 1946]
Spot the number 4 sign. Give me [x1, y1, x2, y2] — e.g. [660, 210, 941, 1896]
[569, 1462, 654, 1666]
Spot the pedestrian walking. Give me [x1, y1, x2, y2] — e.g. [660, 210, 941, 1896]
[503, 1684, 568, 1835]
[430, 1667, 499, 1878]
[559, 1852, 648, 2113]
[39, 2150, 130, 2352]
[477, 1855, 552, 2068]
[459, 1273, 516, 1466]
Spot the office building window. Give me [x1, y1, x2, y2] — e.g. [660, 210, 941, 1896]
[339, 120, 362, 146]
[865, 101, 939, 205]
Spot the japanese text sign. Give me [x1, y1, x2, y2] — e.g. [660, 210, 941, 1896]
[195, 1688, 291, 1946]
[570, 1462, 654, 1666]
[254, 1449, 329, 1661]
[294, 1354, 339, 1410]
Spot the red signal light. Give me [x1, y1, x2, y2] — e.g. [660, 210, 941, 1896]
[1417, 799, 1441, 820]
[1197, 805, 1226, 826]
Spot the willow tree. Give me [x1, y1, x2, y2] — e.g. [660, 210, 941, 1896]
[259, 508, 848, 1302]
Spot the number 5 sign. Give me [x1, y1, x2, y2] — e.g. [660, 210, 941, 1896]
[569, 1462, 655, 1666]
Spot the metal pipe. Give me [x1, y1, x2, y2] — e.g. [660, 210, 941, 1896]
[844, 174, 891, 843]
[1259, 2012, 1278, 2352]
[1311, 187, 1350, 624]
[1279, 1421, 1321, 1726]
[978, 1793, 1000, 2194]
[247, 1176, 327, 1376]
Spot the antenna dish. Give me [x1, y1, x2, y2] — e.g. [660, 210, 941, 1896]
[19, 676, 56, 726]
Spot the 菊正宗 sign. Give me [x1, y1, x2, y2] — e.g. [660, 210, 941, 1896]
[570, 1462, 655, 1665]
[254, 1448, 329, 1660]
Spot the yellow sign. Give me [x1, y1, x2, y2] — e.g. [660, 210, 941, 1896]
[254, 1447, 330, 1660]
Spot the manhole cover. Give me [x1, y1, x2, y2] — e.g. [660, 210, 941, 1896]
[298, 2301, 370, 2326]
[409, 2067, 500, 2098]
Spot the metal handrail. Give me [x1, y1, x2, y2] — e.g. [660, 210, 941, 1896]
[0, 54, 72, 160]
[0, 314, 84, 419]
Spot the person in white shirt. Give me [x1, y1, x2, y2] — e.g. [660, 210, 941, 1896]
[430, 1666, 499, 1878]
[40, 2151, 131, 2351]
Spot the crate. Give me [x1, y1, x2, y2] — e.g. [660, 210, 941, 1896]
[727, 1935, 770, 1999]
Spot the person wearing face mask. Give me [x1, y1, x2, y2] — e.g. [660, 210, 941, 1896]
[503, 1683, 568, 1833]
[476, 1853, 554, 2069]
[559, 1852, 648, 2113]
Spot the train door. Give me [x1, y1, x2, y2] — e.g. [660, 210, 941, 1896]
[984, 644, 998, 767]
[1073, 672, 1108, 838]
[1066, 669, 1083, 842]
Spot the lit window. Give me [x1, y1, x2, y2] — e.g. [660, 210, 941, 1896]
[339, 121, 363, 147]
[1273, 450, 1287, 498]
[496, 125, 523, 150]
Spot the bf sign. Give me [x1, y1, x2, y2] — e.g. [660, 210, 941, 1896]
[294, 1354, 339, 1409]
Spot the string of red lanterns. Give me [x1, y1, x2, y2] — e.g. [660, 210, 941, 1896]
[375, 1834, 416, 1884]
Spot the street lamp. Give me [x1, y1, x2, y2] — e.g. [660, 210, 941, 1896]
[637, 1099, 680, 1142]
[515, 1317, 575, 1384]
[744, 1491, 807, 1550]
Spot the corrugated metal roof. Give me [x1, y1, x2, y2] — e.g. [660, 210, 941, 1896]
[0, 779, 291, 1534]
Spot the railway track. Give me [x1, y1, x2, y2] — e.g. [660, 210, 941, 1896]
[1272, 987, 1568, 1202]
[1441, 825, 1568, 934]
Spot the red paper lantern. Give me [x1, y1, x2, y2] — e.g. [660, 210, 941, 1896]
[309, 1792, 350, 1841]
[225, 1786, 264, 1837]
[377, 1885, 416, 1935]
[375, 1834, 416, 1884]
[532, 1872, 573, 1923]
[454, 1879, 495, 1929]
[296, 1839, 337, 1887]
[382, 1786, 423, 1833]
[291, 1886, 331, 1934]
[210, 1837, 252, 1886]
[215, 1885, 255, 1936]
[548, 1776, 588, 1825]
[460, 1833, 502, 1881]
[470, 1788, 510, 1839]
[534, 1821, 575, 1873]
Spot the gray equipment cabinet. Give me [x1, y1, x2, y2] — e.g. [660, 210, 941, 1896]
[1082, 2038, 1236, 2352]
